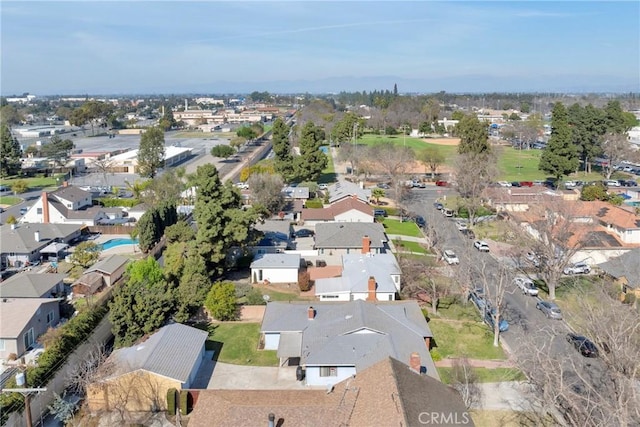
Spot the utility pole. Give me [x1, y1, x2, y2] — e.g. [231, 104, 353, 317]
[1, 369, 47, 427]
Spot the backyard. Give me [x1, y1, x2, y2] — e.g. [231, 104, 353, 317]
[204, 322, 278, 366]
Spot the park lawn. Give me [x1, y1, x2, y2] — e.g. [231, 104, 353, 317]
[497, 146, 546, 182]
[429, 319, 506, 360]
[358, 134, 459, 164]
[437, 367, 526, 384]
[393, 239, 427, 254]
[206, 323, 278, 366]
[0, 196, 21, 206]
[0, 174, 66, 190]
[382, 218, 422, 237]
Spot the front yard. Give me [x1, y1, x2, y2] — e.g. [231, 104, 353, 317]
[429, 319, 507, 360]
[382, 218, 422, 237]
[204, 322, 278, 366]
[438, 367, 526, 384]
[392, 238, 428, 254]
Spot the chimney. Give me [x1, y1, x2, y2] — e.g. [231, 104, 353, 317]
[361, 235, 370, 254]
[367, 276, 377, 301]
[34, 230, 40, 242]
[268, 413, 275, 427]
[41, 191, 50, 224]
[62, 181, 68, 187]
[409, 352, 421, 373]
[425, 337, 431, 350]
[307, 306, 315, 320]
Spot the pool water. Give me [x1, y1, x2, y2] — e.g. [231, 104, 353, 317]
[100, 238, 139, 250]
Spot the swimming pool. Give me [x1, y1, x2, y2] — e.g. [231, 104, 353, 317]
[100, 238, 139, 250]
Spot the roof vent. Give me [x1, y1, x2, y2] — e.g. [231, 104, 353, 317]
[345, 315, 353, 320]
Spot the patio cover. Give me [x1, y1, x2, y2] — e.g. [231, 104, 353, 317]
[277, 332, 302, 358]
[40, 242, 69, 254]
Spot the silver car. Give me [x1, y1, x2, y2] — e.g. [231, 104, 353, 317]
[536, 300, 563, 320]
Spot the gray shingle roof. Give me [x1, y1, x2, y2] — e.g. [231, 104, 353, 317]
[86, 255, 129, 275]
[281, 186, 310, 199]
[51, 186, 92, 204]
[328, 180, 371, 204]
[0, 298, 60, 338]
[253, 219, 292, 238]
[314, 222, 387, 249]
[261, 300, 434, 375]
[0, 273, 66, 298]
[316, 253, 400, 295]
[110, 323, 207, 383]
[0, 223, 82, 254]
[598, 248, 640, 289]
[250, 254, 300, 269]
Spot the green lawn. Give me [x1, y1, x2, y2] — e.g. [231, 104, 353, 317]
[0, 174, 66, 191]
[392, 239, 427, 254]
[382, 219, 422, 237]
[255, 286, 313, 302]
[205, 323, 278, 366]
[437, 367, 526, 384]
[358, 134, 459, 163]
[429, 319, 506, 360]
[429, 297, 482, 322]
[0, 196, 21, 206]
[317, 150, 336, 183]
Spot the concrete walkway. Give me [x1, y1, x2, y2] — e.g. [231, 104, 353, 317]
[473, 382, 536, 411]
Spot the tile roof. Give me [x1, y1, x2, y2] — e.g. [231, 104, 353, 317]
[301, 196, 373, 221]
[0, 273, 66, 298]
[0, 298, 60, 338]
[187, 357, 472, 427]
[314, 222, 387, 249]
[86, 255, 129, 275]
[261, 300, 435, 376]
[105, 323, 207, 383]
[575, 201, 640, 230]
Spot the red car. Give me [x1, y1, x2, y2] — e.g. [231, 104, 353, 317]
[435, 180, 448, 187]
[519, 181, 534, 187]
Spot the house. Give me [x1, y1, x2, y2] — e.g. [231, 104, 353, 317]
[598, 247, 640, 300]
[0, 223, 82, 268]
[250, 254, 300, 284]
[85, 254, 129, 287]
[281, 186, 310, 201]
[314, 223, 388, 255]
[575, 201, 640, 244]
[260, 300, 436, 387]
[86, 323, 208, 413]
[187, 357, 473, 427]
[126, 203, 149, 222]
[249, 220, 293, 256]
[0, 298, 61, 360]
[485, 186, 561, 212]
[328, 180, 371, 205]
[300, 196, 374, 226]
[0, 273, 67, 298]
[315, 252, 401, 301]
[20, 185, 111, 226]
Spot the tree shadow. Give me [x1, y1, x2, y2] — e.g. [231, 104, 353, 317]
[317, 171, 337, 183]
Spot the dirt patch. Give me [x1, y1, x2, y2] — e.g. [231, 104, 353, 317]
[421, 137, 461, 146]
[239, 305, 266, 322]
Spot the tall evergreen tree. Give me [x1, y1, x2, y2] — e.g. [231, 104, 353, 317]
[0, 124, 22, 177]
[294, 121, 327, 182]
[568, 103, 604, 173]
[271, 118, 294, 180]
[539, 103, 579, 186]
[193, 164, 258, 278]
[456, 114, 491, 155]
[138, 126, 165, 178]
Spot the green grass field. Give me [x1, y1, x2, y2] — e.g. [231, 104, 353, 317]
[382, 218, 422, 237]
[0, 196, 21, 206]
[205, 323, 278, 366]
[0, 174, 67, 191]
[429, 319, 506, 360]
[393, 239, 427, 254]
[358, 134, 459, 162]
[317, 150, 336, 183]
[437, 367, 526, 384]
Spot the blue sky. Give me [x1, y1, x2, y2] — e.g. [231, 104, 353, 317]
[1, 1, 639, 94]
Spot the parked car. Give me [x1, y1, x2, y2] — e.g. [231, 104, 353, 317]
[620, 180, 637, 187]
[442, 208, 454, 218]
[497, 181, 512, 187]
[484, 309, 509, 332]
[376, 183, 391, 189]
[294, 229, 315, 238]
[442, 250, 459, 265]
[513, 276, 539, 296]
[435, 180, 448, 187]
[235, 182, 249, 190]
[19, 207, 28, 215]
[373, 209, 388, 217]
[536, 300, 563, 320]
[433, 202, 444, 210]
[604, 180, 621, 187]
[455, 220, 468, 231]
[525, 251, 541, 267]
[563, 262, 591, 275]
[318, 183, 329, 190]
[566, 333, 599, 358]
[473, 240, 490, 252]
[564, 181, 577, 189]
[519, 181, 534, 187]
[414, 215, 426, 227]
[510, 181, 522, 187]
[468, 287, 487, 311]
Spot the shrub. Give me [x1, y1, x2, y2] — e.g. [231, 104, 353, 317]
[298, 271, 312, 292]
[430, 348, 443, 362]
[166, 388, 177, 415]
[623, 292, 636, 305]
[95, 198, 141, 208]
[179, 390, 190, 415]
[245, 288, 267, 305]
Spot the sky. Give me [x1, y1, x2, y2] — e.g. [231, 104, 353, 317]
[1, 1, 639, 95]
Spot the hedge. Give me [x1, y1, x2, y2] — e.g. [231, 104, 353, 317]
[179, 390, 190, 415]
[167, 388, 177, 415]
[95, 197, 141, 208]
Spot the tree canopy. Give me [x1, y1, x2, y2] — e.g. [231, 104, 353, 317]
[294, 121, 327, 182]
[0, 124, 22, 177]
[137, 126, 165, 178]
[539, 103, 579, 184]
[211, 144, 235, 159]
[204, 281, 237, 321]
[271, 118, 294, 181]
[456, 115, 491, 155]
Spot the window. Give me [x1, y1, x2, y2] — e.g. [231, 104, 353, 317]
[388, 294, 393, 301]
[46, 311, 55, 325]
[319, 366, 338, 377]
[37, 208, 42, 214]
[24, 328, 35, 350]
[0, 339, 5, 351]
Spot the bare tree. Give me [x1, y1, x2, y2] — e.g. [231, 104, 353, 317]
[399, 255, 450, 315]
[512, 284, 640, 426]
[601, 132, 632, 179]
[452, 151, 498, 225]
[473, 258, 511, 347]
[450, 358, 483, 410]
[366, 141, 415, 214]
[247, 172, 285, 215]
[66, 343, 109, 396]
[506, 198, 585, 300]
[92, 157, 114, 187]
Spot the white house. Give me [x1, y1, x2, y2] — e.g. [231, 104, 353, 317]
[260, 300, 436, 387]
[314, 252, 401, 301]
[300, 196, 373, 226]
[250, 253, 300, 284]
[20, 185, 111, 226]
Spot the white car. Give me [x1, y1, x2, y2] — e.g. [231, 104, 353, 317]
[564, 181, 577, 189]
[497, 181, 512, 187]
[563, 262, 591, 275]
[455, 220, 468, 231]
[474, 240, 490, 252]
[235, 182, 249, 190]
[514, 276, 539, 296]
[442, 250, 460, 265]
[318, 183, 329, 190]
[605, 180, 621, 187]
